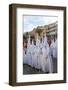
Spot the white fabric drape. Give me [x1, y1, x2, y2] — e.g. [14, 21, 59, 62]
[23, 35, 54, 73]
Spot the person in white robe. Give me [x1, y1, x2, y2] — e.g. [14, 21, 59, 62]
[52, 38, 57, 73]
[39, 39, 44, 71]
[43, 35, 53, 73]
[23, 48, 27, 64]
[35, 35, 41, 69]
[47, 49, 53, 73]
[40, 44, 48, 72]
[35, 44, 40, 69]
[31, 40, 36, 67]
[27, 35, 30, 48]
[27, 46, 32, 66]
[50, 38, 55, 57]
[23, 40, 28, 64]
[27, 36, 32, 66]
[33, 46, 37, 68]
[53, 39, 57, 58]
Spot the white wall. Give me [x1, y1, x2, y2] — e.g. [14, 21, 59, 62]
[0, 0, 68, 90]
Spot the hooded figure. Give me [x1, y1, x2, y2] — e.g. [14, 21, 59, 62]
[52, 38, 57, 73]
[53, 39, 57, 58]
[35, 35, 41, 69]
[27, 37, 32, 66]
[41, 35, 53, 73]
[23, 48, 27, 64]
[31, 40, 37, 67]
[50, 39, 55, 57]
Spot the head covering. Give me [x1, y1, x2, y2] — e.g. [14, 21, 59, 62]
[36, 34, 40, 46]
[27, 35, 30, 48]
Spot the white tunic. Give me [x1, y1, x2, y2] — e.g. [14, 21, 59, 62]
[36, 46, 41, 69]
[53, 39, 57, 58]
[50, 40, 55, 56]
[43, 37, 53, 73]
[40, 45, 48, 72]
[31, 44, 36, 67]
[23, 48, 27, 64]
[27, 45, 32, 66]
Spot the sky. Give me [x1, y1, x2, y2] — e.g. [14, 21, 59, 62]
[23, 15, 58, 33]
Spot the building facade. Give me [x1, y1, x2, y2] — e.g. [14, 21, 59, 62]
[23, 21, 58, 41]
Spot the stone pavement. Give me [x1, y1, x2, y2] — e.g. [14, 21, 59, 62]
[23, 64, 49, 75]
